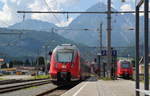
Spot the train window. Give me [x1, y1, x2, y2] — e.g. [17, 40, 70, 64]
[57, 52, 73, 62]
[121, 61, 130, 68]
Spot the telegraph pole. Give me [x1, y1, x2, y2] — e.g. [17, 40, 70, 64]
[107, 0, 112, 78]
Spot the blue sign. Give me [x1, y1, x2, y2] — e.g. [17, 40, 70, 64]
[101, 50, 107, 56]
[101, 50, 117, 56]
[112, 50, 117, 56]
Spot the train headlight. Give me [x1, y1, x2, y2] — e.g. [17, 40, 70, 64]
[62, 64, 66, 68]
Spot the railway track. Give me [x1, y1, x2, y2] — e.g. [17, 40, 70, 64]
[36, 81, 81, 96]
[0, 79, 51, 94]
[0, 78, 49, 85]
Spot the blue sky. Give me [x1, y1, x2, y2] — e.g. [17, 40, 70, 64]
[0, 1, 4, 11]
[0, 0, 136, 27]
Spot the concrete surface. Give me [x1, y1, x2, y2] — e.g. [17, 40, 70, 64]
[61, 77, 136, 96]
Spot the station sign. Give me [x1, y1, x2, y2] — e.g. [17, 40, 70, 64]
[101, 50, 117, 56]
[101, 50, 107, 56]
[112, 50, 117, 56]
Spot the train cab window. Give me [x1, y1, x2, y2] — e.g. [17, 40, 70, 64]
[121, 61, 130, 68]
[57, 52, 73, 62]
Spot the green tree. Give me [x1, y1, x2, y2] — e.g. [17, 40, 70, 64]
[1, 63, 7, 68]
[38, 56, 45, 66]
[25, 59, 31, 66]
[9, 61, 13, 68]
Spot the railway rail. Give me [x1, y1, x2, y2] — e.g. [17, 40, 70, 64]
[36, 81, 81, 96]
[0, 79, 51, 94]
[0, 78, 49, 85]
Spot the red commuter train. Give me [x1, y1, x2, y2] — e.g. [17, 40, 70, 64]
[116, 60, 133, 79]
[49, 44, 90, 84]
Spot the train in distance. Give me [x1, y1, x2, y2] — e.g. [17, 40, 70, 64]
[116, 60, 133, 79]
[49, 44, 91, 84]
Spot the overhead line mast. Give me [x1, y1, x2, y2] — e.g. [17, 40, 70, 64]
[107, 0, 112, 78]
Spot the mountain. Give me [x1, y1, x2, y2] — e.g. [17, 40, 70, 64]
[4, 2, 150, 60]
[0, 28, 68, 56]
[9, 19, 57, 32]
[0, 28, 94, 61]
[8, 2, 138, 47]
[8, 3, 136, 47]
[57, 3, 135, 46]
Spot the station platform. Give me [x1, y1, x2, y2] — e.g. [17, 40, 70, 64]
[61, 77, 136, 96]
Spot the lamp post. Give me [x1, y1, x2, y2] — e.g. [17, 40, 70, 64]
[128, 27, 135, 59]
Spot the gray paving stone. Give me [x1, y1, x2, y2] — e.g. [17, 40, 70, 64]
[62, 79, 139, 96]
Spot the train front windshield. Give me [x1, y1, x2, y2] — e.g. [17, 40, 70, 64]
[121, 62, 130, 68]
[56, 50, 74, 62]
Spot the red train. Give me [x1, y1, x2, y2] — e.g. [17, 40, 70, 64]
[49, 44, 90, 84]
[116, 60, 133, 79]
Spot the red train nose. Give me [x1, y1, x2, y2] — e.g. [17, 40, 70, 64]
[121, 69, 129, 72]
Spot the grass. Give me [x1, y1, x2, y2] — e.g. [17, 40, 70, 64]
[100, 77, 112, 81]
[25, 86, 38, 90]
[132, 74, 150, 83]
[0, 78, 4, 80]
[34, 75, 50, 79]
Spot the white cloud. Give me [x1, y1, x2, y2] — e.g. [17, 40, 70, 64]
[120, 4, 134, 15]
[120, 4, 132, 11]
[29, 0, 62, 24]
[0, 0, 78, 27]
[56, 17, 74, 27]
[0, 0, 34, 27]
[51, 0, 80, 7]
